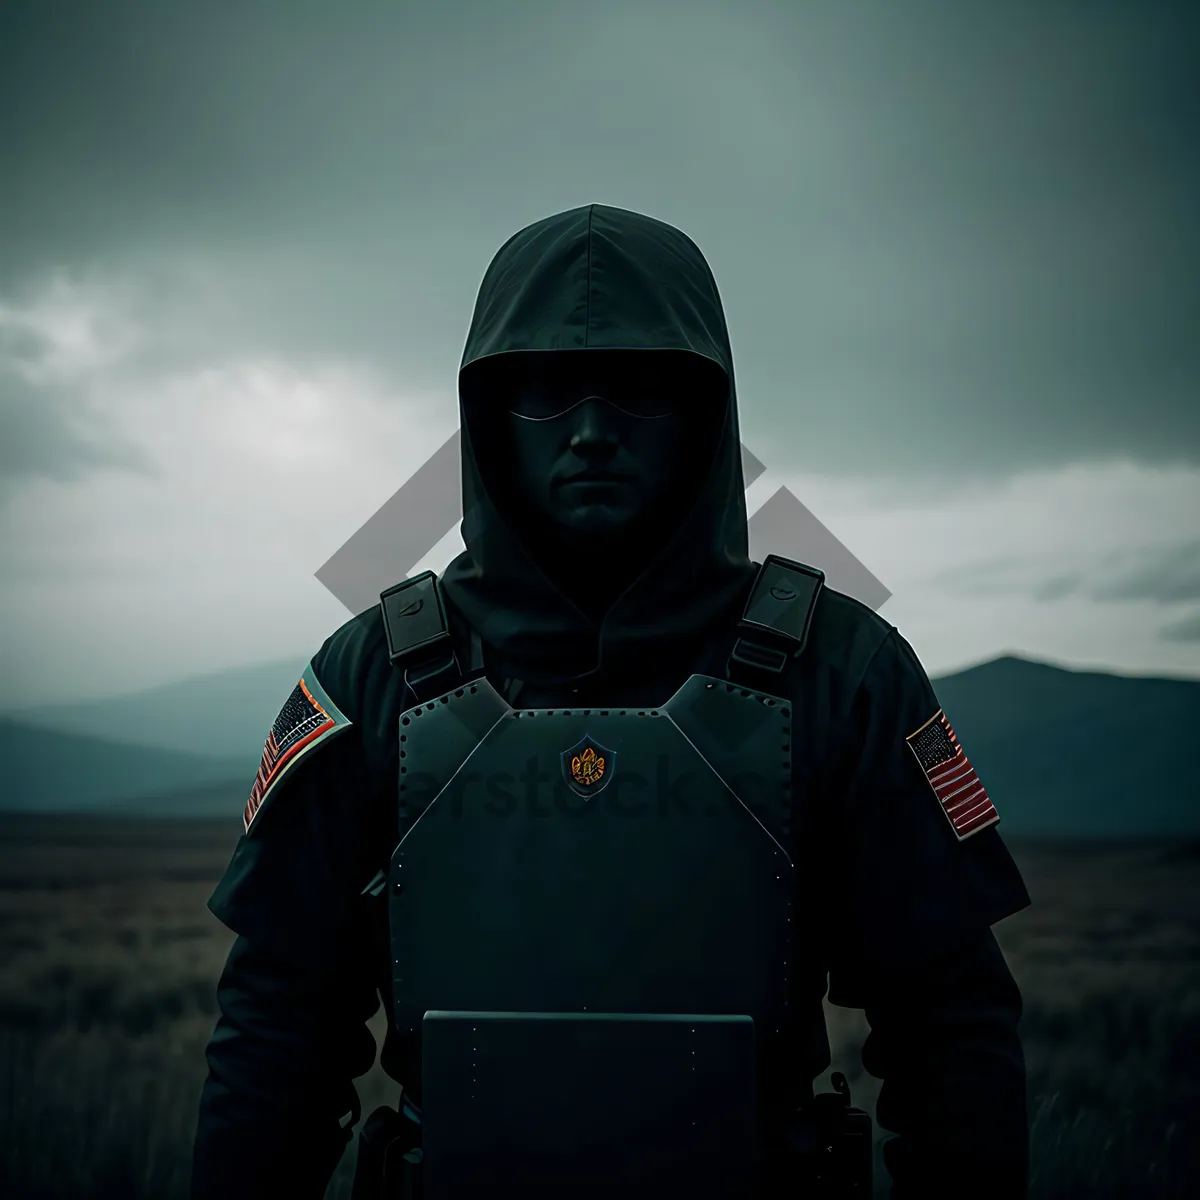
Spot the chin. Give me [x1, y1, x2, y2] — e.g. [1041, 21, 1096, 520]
[559, 506, 635, 536]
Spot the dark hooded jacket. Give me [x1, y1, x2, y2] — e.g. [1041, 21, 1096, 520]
[440, 203, 757, 691]
[192, 205, 1031, 1200]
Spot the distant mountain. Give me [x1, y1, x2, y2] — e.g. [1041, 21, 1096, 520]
[932, 655, 1200, 837]
[2, 653, 1198, 835]
[0, 718, 251, 814]
[5, 657, 306, 761]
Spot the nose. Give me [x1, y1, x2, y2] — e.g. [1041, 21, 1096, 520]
[567, 398, 621, 456]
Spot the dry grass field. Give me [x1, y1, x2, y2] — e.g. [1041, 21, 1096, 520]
[0, 811, 1196, 1199]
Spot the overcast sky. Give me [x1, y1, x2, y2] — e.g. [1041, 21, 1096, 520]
[1, 0, 1197, 706]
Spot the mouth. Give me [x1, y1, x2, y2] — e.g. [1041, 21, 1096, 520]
[560, 470, 632, 485]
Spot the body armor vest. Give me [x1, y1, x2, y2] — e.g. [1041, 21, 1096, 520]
[376, 555, 823, 1056]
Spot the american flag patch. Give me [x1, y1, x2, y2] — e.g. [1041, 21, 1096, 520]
[906, 709, 999, 841]
[244, 663, 351, 832]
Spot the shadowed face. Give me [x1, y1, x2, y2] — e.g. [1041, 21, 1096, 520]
[500, 351, 724, 541]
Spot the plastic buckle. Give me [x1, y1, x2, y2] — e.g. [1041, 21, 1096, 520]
[728, 635, 790, 677]
[402, 648, 461, 703]
[379, 572, 467, 701]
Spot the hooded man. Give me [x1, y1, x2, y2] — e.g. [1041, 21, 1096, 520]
[191, 204, 1031, 1199]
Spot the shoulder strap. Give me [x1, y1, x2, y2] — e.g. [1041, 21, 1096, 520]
[384, 560, 822, 701]
[379, 571, 480, 703]
[726, 554, 824, 690]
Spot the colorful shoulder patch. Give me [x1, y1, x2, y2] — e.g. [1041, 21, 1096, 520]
[906, 708, 999, 840]
[243, 661, 352, 833]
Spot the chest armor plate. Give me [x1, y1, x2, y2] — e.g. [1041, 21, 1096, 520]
[387, 673, 795, 1041]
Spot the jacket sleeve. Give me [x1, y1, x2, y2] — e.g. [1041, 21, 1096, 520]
[825, 629, 1032, 1197]
[191, 651, 394, 1200]
[191, 932, 380, 1199]
[862, 930, 1028, 1198]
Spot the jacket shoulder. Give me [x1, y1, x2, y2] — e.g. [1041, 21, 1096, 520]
[309, 603, 392, 722]
[803, 583, 895, 690]
[240, 603, 401, 836]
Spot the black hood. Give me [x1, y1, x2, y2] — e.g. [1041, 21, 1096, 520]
[440, 203, 757, 684]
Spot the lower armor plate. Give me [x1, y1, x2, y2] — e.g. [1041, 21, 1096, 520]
[389, 675, 795, 1037]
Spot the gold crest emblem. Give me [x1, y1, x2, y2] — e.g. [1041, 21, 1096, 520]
[560, 734, 616, 798]
[572, 745, 605, 786]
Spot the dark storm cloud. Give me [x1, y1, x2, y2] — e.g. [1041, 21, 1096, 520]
[1160, 612, 1200, 642]
[1047, 543, 1200, 606]
[1091, 542, 1200, 604]
[0, 360, 151, 490]
[0, 289, 155, 491]
[936, 541, 1200, 606]
[0, 0, 1197, 480]
[931, 555, 1065, 599]
[1031, 575, 1082, 604]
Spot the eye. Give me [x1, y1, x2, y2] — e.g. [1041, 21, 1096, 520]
[509, 383, 566, 420]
